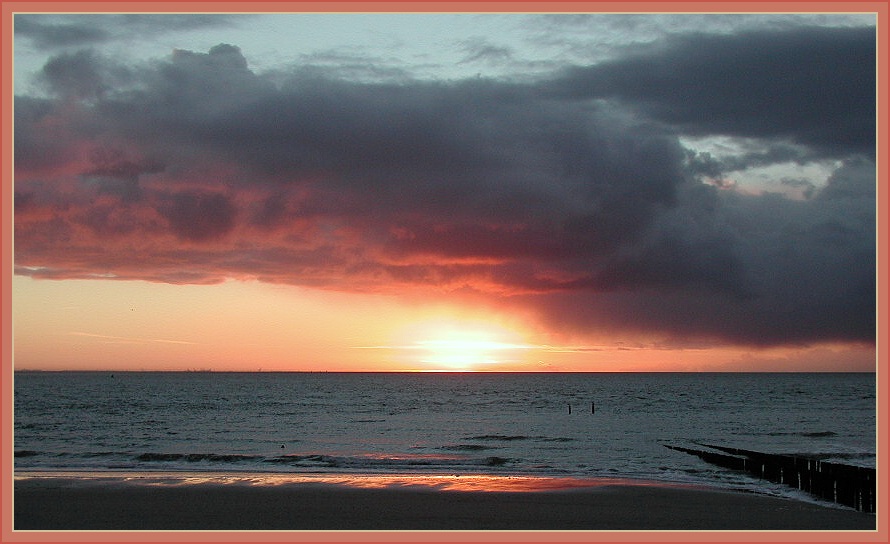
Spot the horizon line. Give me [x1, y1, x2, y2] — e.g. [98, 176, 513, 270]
[10, 368, 876, 374]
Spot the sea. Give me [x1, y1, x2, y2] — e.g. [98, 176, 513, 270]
[13, 371, 876, 506]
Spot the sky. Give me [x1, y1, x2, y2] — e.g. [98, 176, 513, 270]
[10, 9, 879, 372]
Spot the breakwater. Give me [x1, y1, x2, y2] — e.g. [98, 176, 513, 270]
[665, 443, 875, 513]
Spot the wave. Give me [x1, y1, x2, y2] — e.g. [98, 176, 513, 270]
[440, 444, 500, 452]
[16, 449, 522, 473]
[787, 451, 876, 466]
[465, 435, 574, 443]
[764, 431, 838, 438]
[263, 453, 516, 470]
[135, 453, 264, 463]
[467, 435, 531, 441]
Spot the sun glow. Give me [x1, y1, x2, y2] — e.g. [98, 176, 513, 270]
[406, 322, 534, 371]
[417, 338, 519, 371]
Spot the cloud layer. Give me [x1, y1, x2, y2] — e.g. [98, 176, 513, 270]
[14, 23, 876, 348]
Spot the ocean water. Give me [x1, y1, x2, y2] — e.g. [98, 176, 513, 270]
[13, 371, 875, 503]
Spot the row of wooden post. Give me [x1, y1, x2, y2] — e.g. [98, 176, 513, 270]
[665, 443, 876, 513]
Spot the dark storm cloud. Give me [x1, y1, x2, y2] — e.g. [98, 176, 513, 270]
[13, 26, 876, 349]
[548, 26, 875, 159]
[522, 157, 875, 346]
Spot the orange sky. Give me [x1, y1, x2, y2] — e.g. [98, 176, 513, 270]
[11, 275, 877, 372]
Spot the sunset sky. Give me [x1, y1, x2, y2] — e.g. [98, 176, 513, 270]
[10, 8, 879, 372]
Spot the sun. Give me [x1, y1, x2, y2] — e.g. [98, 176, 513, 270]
[418, 338, 497, 371]
[410, 325, 532, 372]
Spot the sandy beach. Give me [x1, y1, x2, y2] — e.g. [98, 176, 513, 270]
[12, 473, 876, 531]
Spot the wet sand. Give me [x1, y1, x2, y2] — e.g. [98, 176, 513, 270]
[13, 474, 876, 531]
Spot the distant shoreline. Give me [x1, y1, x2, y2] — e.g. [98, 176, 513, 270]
[13, 472, 875, 531]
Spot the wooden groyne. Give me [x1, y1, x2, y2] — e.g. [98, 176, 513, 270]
[665, 443, 875, 513]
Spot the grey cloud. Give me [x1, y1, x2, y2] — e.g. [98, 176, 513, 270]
[14, 16, 109, 48]
[780, 177, 817, 199]
[13, 96, 75, 171]
[15, 14, 241, 49]
[81, 147, 165, 202]
[291, 51, 415, 83]
[548, 26, 875, 159]
[684, 143, 820, 182]
[534, 13, 873, 39]
[459, 38, 515, 65]
[40, 49, 116, 99]
[84, 147, 164, 182]
[524, 157, 875, 345]
[160, 192, 237, 242]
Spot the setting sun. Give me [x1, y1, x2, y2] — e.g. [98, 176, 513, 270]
[416, 335, 531, 371]
[386, 318, 536, 371]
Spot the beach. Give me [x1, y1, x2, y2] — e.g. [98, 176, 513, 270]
[13, 474, 876, 531]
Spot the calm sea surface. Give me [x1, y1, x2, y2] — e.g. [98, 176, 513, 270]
[14, 372, 875, 502]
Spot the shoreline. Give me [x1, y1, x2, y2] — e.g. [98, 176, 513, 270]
[13, 471, 876, 531]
